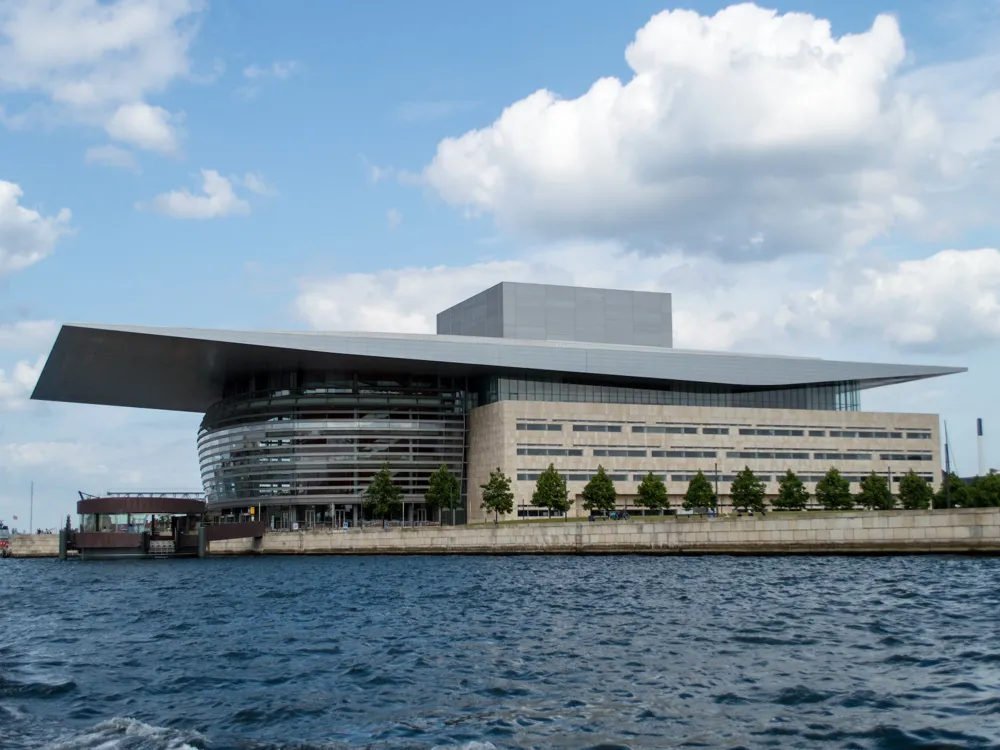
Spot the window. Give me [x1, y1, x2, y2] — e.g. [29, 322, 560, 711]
[738, 428, 804, 437]
[808, 430, 826, 437]
[594, 449, 647, 458]
[516, 448, 584, 456]
[574, 424, 623, 433]
[702, 427, 729, 435]
[726, 451, 808, 460]
[906, 432, 932, 440]
[633, 425, 697, 434]
[516, 422, 563, 431]
[879, 453, 933, 462]
[813, 452, 872, 461]
[653, 450, 717, 458]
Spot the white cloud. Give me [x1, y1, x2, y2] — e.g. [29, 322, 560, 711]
[140, 169, 250, 219]
[104, 102, 178, 153]
[243, 60, 298, 80]
[780, 248, 1000, 351]
[423, 4, 999, 260]
[0, 355, 44, 410]
[0, 0, 204, 146]
[0, 320, 58, 351]
[292, 243, 1000, 355]
[386, 208, 402, 228]
[0, 180, 72, 275]
[84, 143, 139, 171]
[236, 172, 278, 197]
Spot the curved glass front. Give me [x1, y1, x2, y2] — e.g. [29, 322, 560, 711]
[198, 377, 468, 512]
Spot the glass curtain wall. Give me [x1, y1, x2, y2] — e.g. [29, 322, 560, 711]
[199, 373, 469, 512]
[477, 376, 860, 411]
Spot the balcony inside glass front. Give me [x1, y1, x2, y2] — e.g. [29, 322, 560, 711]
[476, 376, 860, 411]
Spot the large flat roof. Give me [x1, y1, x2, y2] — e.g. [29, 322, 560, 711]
[30, 323, 966, 414]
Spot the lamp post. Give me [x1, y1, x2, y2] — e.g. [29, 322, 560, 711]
[714, 463, 719, 515]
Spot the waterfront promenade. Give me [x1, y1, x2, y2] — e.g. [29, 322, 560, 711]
[9, 508, 1000, 558]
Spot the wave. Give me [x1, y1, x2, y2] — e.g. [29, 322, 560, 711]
[47, 717, 206, 750]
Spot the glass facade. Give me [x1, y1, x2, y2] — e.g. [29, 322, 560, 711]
[477, 376, 861, 411]
[199, 373, 469, 513]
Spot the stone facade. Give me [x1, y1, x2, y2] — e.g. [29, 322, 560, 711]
[465, 401, 939, 522]
[206, 508, 999, 556]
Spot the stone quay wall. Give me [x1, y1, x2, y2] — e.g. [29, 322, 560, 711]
[9, 534, 61, 557]
[209, 508, 1000, 556]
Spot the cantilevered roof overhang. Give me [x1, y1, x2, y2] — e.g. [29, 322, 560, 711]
[31, 323, 966, 414]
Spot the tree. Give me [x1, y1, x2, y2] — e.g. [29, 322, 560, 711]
[683, 470, 715, 512]
[363, 463, 402, 522]
[935, 472, 970, 508]
[635, 472, 670, 513]
[816, 467, 853, 510]
[856, 471, 894, 510]
[970, 472, 1000, 508]
[730, 466, 766, 514]
[582, 465, 617, 515]
[480, 468, 514, 524]
[898, 470, 933, 510]
[773, 470, 809, 511]
[532, 464, 571, 517]
[424, 464, 461, 524]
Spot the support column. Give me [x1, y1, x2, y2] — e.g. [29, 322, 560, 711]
[198, 525, 208, 558]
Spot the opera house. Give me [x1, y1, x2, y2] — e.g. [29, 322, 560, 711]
[32, 282, 963, 526]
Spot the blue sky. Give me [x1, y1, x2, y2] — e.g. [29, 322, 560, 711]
[1, 0, 999, 529]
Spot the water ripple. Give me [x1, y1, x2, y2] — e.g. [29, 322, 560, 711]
[2, 556, 1000, 748]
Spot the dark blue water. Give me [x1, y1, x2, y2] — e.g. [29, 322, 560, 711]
[3, 556, 1000, 749]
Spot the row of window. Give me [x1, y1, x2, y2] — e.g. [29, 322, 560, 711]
[514, 470, 935, 484]
[518, 423, 933, 439]
[519, 447, 934, 461]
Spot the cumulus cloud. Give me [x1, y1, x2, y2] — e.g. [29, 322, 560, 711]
[293, 244, 1000, 354]
[0, 0, 204, 148]
[236, 172, 278, 197]
[140, 169, 250, 219]
[0, 355, 44, 410]
[0, 320, 58, 351]
[781, 248, 1000, 351]
[83, 143, 139, 171]
[423, 3, 998, 260]
[104, 102, 178, 153]
[0, 181, 73, 275]
[292, 242, 775, 350]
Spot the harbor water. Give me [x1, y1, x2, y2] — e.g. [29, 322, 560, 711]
[2, 555, 1000, 749]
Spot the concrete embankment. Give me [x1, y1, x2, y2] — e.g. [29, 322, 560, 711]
[210, 508, 1000, 556]
[9, 534, 61, 557]
[8, 509, 999, 558]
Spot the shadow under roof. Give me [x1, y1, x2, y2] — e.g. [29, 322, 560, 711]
[30, 323, 966, 414]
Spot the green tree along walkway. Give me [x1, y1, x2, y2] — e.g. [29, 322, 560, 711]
[532, 464, 572, 518]
[635, 472, 669, 513]
[480, 468, 514, 524]
[773, 470, 809, 511]
[424, 464, 461, 525]
[363, 463, 403, 522]
[683, 470, 715, 512]
[730, 466, 766, 514]
[582, 466, 617, 515]
[816, 467, 853, 511]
